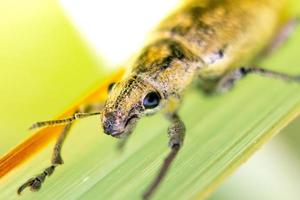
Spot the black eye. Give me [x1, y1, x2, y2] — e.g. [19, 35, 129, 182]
[108, 82, 115, 93]
[143, 92, 160, 109]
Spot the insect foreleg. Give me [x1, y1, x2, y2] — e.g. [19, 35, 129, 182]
[143, 113, 185, 200]
[18, 123, 74, 194]
[18, 103, 104, 194]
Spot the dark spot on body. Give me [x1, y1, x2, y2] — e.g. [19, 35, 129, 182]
[108, 82, 115, 93]
[189, 6, 206, 18]
[158, 39, 186, 70]
[170, 43, 185, 60]
[240, 67, 251, 75]
[196, 21, 213, 34]
[160, 56, 173, 69]
[170, 25, 188, 36]
[217, 49, 224, 59]
[134, 65, 148, 73]
[133, 39, 188, 73]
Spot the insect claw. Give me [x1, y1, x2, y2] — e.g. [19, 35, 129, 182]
[17, 174, 46, 194]
[17, 178, 36, 195]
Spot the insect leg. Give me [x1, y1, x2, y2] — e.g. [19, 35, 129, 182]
[18, 123, 74, 194]
[216, 66, 300, 93]
[143, 113, 185, 200]
[264, 17, 299, 55]
[18, 103, 104, 194]
[215, 68, 246, 93]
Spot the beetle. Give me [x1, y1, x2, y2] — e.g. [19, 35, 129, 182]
[18, 0, 299, 199]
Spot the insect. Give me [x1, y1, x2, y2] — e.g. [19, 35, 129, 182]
[18, 0, 299, 199]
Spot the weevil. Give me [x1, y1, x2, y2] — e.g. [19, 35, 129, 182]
[18, 0, 300, 199]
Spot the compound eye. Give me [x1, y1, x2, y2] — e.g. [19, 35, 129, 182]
[143, 92, 160, 109]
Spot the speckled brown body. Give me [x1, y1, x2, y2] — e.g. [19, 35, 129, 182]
[141, 0, 288, 90]
[102, 0, 288, 134]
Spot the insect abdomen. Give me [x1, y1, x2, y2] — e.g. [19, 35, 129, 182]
[155, 0, 288, 78]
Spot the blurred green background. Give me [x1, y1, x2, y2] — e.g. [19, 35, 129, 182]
[0, 0, 300, 200]
[0, 0, 107, 155]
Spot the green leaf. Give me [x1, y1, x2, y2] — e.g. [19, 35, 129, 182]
[1, 1, 300, 200]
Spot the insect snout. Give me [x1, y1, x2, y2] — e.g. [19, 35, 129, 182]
[102, 112, 125, 137]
